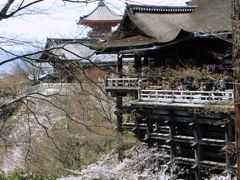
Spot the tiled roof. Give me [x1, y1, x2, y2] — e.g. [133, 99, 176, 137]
[79, 1, 122, 23]
[103, 0, 231, 49]
[101, 35, 157, 51]
[129, 0, 230, 42]
[40, 38, 117, 63]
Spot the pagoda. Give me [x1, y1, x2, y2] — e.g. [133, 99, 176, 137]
[78, 0, 122, 38]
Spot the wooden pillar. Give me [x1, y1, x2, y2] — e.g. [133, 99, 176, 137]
[134, 55, 142, 74]
[225, 122, 231, 171]
[146, 113, 154, 147]
[225, 117, 234, 173]
[154, 121, 160, 148]
[192, 110, 201, 180]
[143, 57, 149, 67]
[116, 96, 123, 131]
[118, 54, 123, 78]
[134, 112, 144, 140]
[168, 109, 176, 179]
[169, 110, 176, 160]
[116, 54, 123, 131]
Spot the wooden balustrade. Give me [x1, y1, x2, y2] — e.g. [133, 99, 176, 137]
[105, 78, 141, 87]
[139, 90, 233, 104]
[104, 78, 234, 104]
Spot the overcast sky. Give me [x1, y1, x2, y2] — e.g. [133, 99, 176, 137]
[0, 0, 188, 42]
[0, 0, 188, 71]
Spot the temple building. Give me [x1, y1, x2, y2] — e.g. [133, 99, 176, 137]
[102, 0, 234, 179]
[37, 0, 122, 83]
[78, 0, 122, 39]
[35, 0, 236, 178]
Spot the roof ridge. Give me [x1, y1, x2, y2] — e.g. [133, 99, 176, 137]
[127, 4, 196, 14]
[80, 1, 122, 21]
[103, 3, 122, 17]
[98, 0, 105, 7]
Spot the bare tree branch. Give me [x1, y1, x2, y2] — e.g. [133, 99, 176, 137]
[0, 0, 44, 20]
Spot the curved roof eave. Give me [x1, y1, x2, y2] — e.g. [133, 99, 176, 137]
[112, 0, 231, 44]
[110, 9, 153, 41]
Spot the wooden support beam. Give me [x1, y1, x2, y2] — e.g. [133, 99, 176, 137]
[116, 96, 123, 131]
[225, 116, 234, 174]
[134, 113, 144, 140]
[169, 109, 176, 179]
[154, 121, 160, 148]
[116, 54, 123, 131]
[193, 109, 201, 180]
[143, 57, 149, 67]
[121, 105, 235, 175]
[146, 113, 154, 147]
[225, 123, 231, 172]
[169, 111, 175, 152]
[134, 55, 142, 74]
[117, 54, 123, 78]
[169, 110, 176, 158]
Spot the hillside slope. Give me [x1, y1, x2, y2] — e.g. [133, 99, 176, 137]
[59, 143, 235, 180]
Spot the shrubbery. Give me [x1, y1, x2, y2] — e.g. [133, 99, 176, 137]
[0, 169, 55, 180]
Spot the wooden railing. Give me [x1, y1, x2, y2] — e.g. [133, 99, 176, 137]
[139, 90, 234, 104]
[105, 78, 145, 88]
[104, 78, 234, 104]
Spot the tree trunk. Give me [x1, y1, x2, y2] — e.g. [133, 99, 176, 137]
[232, 0, 240, 178]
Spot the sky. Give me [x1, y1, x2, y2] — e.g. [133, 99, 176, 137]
[0, 0, 188, 42]
[0, 0, 188, 72]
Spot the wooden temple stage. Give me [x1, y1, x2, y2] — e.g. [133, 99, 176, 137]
[105, 78, 235, 179]
[99, 1, 234, 179]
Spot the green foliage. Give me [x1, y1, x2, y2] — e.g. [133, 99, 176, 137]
[0, 169, 55, 180]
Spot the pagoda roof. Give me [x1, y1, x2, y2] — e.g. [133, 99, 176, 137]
[78, 0, 122, 25]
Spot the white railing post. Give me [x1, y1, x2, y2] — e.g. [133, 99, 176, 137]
[138, 87, 141, 101]
[155, 91, 158, 103]
[190, 91, 192, 103]
[137, 79, 143, 101]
